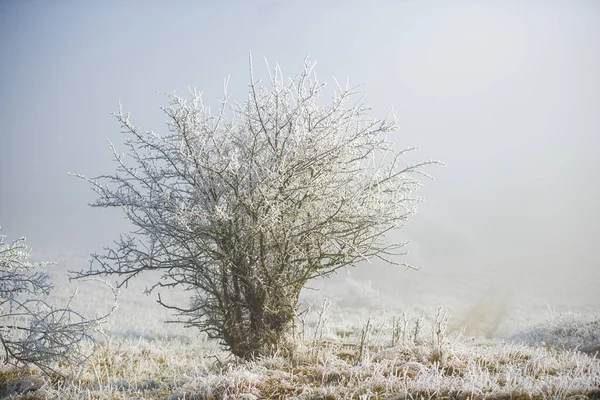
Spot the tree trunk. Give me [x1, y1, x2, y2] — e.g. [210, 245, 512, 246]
[222, 281, 298, 360]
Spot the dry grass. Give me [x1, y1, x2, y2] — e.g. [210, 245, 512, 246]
[1, 306, 599, 400]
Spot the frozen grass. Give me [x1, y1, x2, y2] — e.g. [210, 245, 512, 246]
[1, 262, 597, 399]
[1, 301, 599, 399]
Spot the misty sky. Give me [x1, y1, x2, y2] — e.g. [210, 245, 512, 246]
[1, 1, 599, 307]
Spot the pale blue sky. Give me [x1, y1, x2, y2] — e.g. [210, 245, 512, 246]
[1, 0, 599, 305]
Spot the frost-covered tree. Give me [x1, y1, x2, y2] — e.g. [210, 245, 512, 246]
[72, 57, 438, 360]
[0, 227, 114, 374]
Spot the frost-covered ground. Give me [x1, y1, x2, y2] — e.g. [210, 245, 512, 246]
[1, 253, 599, 399]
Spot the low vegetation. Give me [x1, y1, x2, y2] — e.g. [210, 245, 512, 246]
[1, 299, 598, 400]
[0, 228, 114, 377]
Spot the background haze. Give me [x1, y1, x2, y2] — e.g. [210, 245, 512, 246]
[1, 1, 598, 321]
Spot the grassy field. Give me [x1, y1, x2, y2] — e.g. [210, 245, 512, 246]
[1, 261, 598, 399]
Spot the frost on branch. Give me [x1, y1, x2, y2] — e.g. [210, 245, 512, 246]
[0, 227, 114, 374]
[71, 56, 440, 359]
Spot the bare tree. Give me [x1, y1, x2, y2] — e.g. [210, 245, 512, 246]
[71, 57, 439, 360]
[0, 227, 114, 374]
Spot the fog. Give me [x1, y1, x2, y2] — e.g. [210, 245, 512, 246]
[1, 0, 599, 316]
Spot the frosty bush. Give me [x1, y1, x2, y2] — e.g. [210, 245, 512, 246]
[0, 227, 113, 374]
[72, 57, 438, 360]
